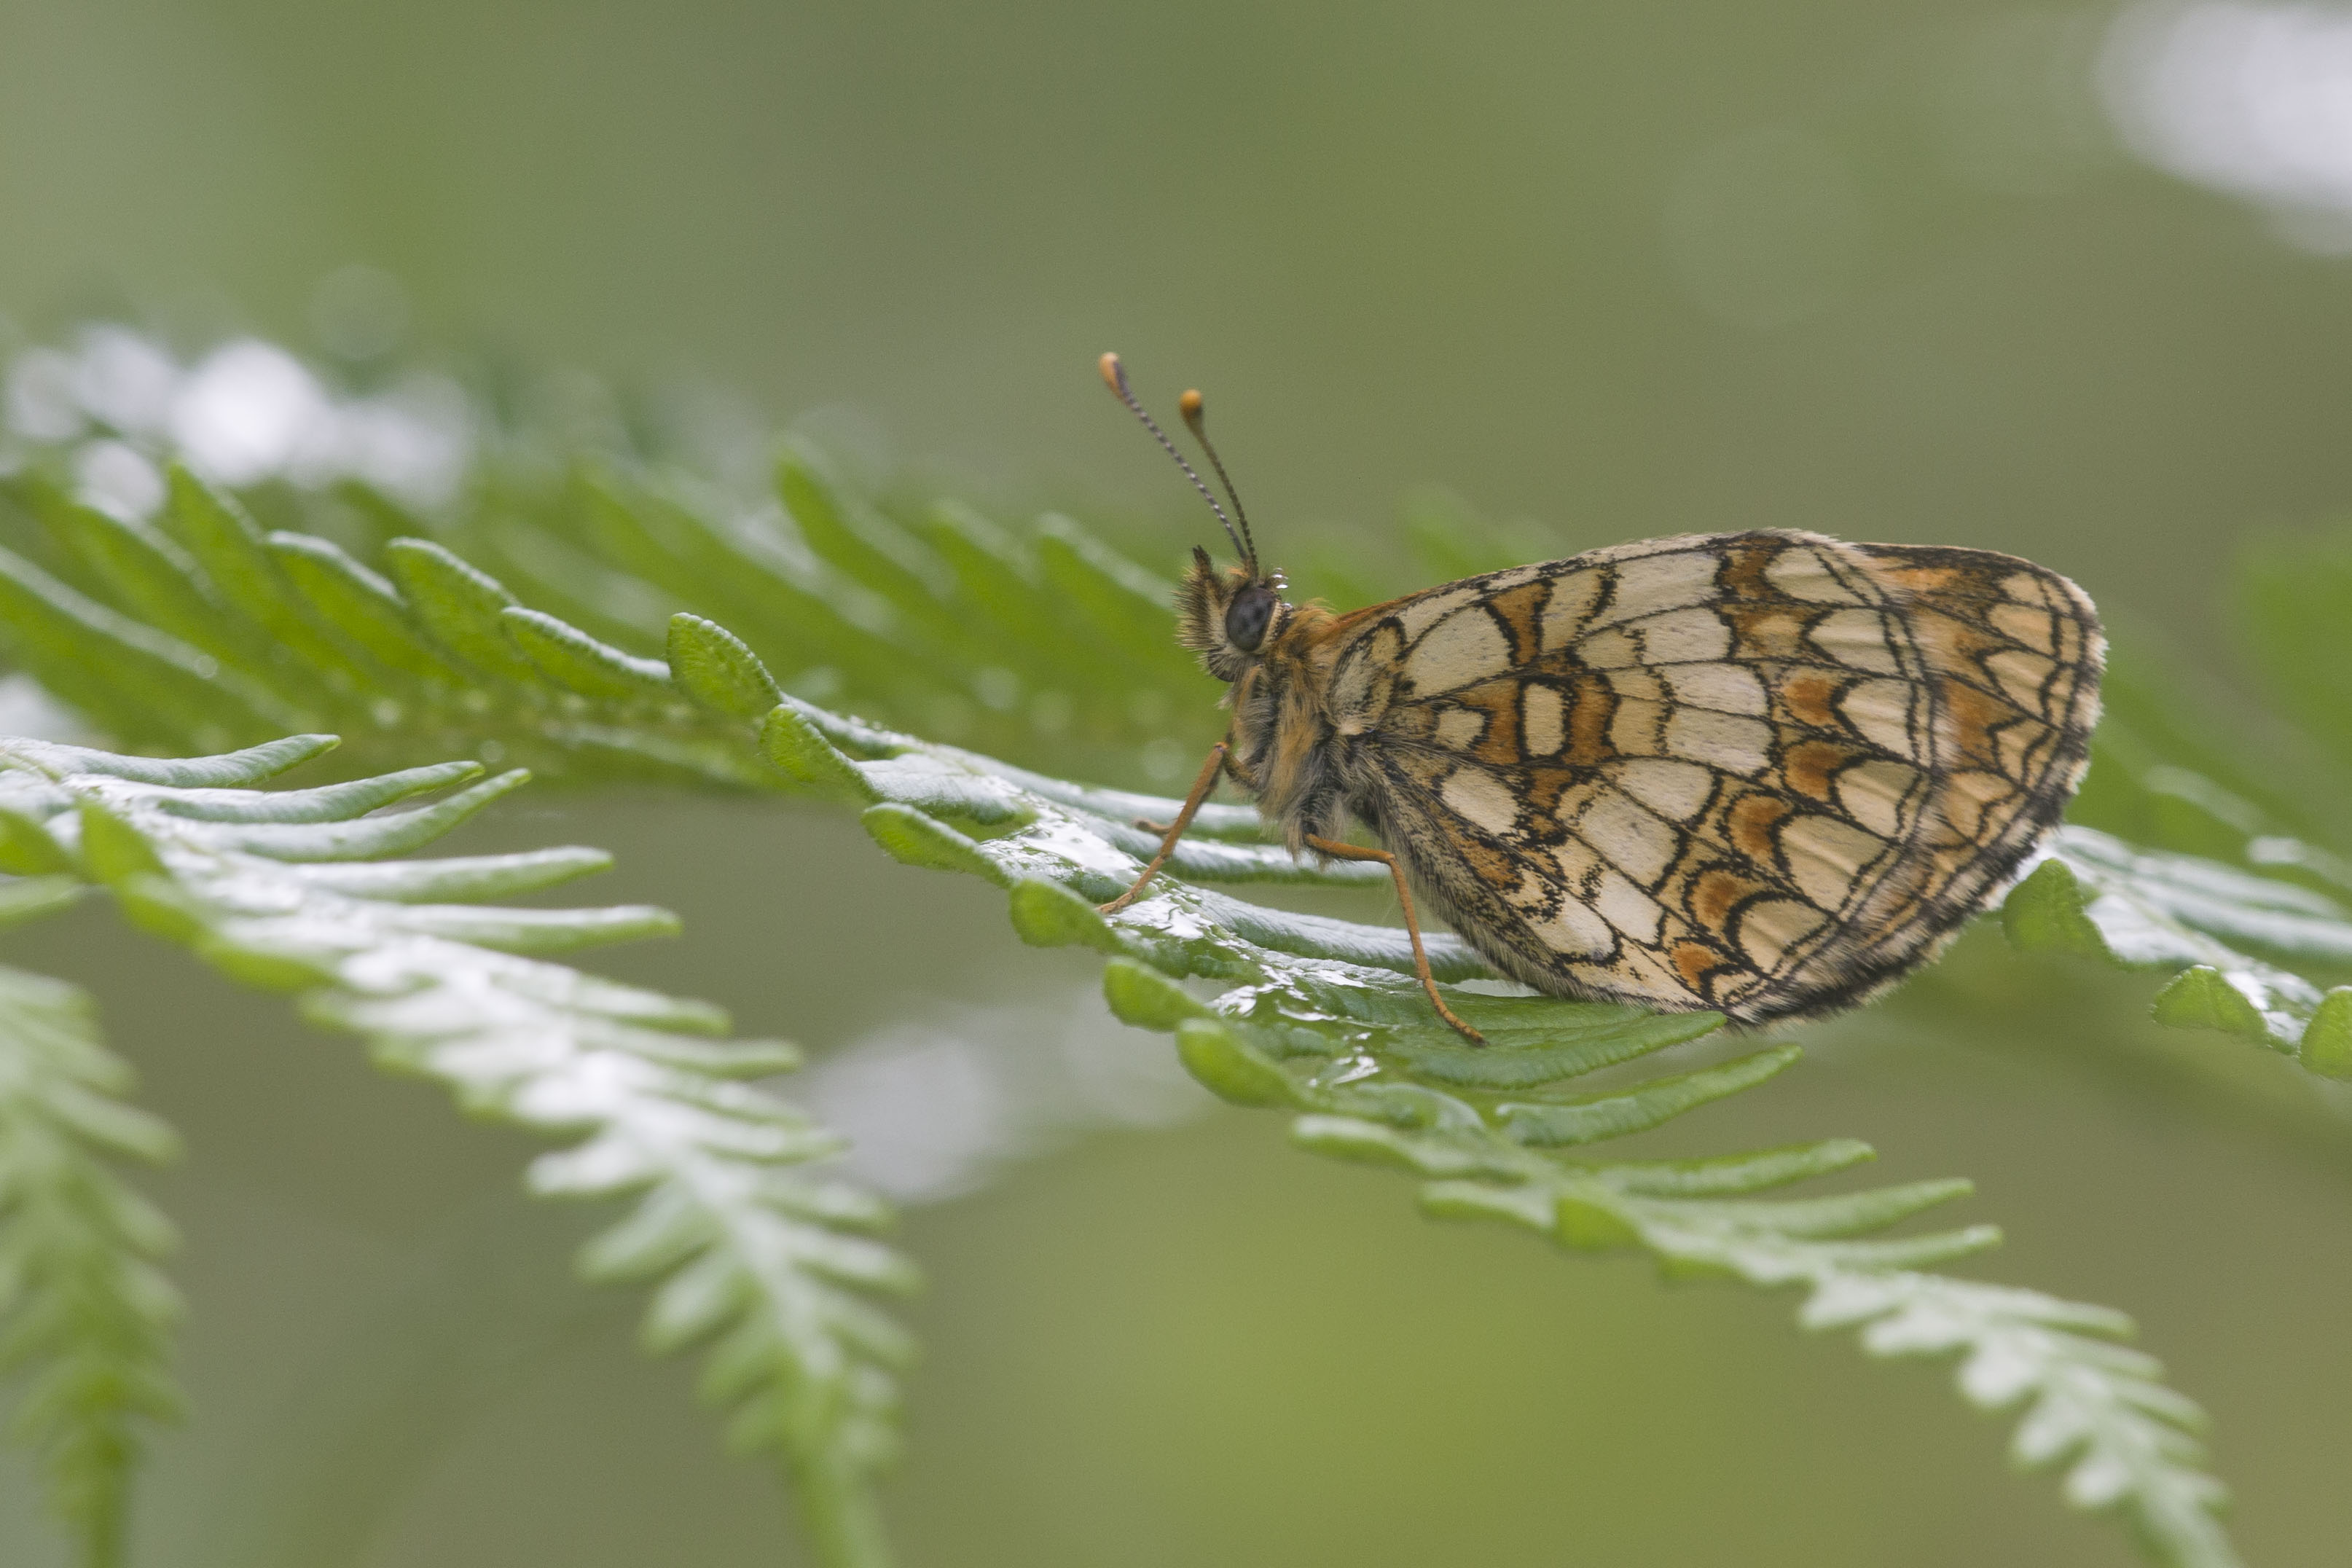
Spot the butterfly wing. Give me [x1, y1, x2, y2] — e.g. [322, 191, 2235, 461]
[1317, 530, 2102, 1021]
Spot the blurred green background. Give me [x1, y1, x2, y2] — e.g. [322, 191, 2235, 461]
[6, 0, 2352, 1563]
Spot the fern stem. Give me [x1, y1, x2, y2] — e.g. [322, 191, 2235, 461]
[796, 1453, 894, 1568]
[78, 1499, 120, 1568]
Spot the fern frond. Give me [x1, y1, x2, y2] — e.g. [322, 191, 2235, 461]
[0, 733, 916, 1568]
[1107, 959, 2231, 1561]
[0, 899, 182, 1568]
[762, 695, 2240, 1567]
[0, 452, 1223, 789]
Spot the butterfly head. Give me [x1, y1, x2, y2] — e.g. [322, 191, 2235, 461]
[1176, 548, 1288, 681]
[1099, 352, 1284, 682]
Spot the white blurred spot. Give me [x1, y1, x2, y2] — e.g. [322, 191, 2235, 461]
[326, 376, 474, 508]
[3, 321, 475, 511]
[1663, 127, 1869, 329]
[796, 987, 1210, 1205]
[138, 337, 474, 507]
[4, 348, 82, 441]
[170, 339, 334, 486]
[2102, 1, 2352, 251]
[74, 439, 165, 520]
[71, 326, 179, 435]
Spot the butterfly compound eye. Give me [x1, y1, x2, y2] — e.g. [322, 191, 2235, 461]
[1224, 586, 1277, 652]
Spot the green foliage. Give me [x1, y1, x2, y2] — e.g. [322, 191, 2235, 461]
[0, 932, 180, 1568]
[2238, 528, 2352, 778]
[12, 329, 2352, 1565]
[0, 452, 1226, 791]
[780, 688, 2238, 1568]
[0, 732, 914, 1568]
[2012, 608, 2352, 1070]
[2005, 827, 2352, 1065]
[0, 437, 1573, 798]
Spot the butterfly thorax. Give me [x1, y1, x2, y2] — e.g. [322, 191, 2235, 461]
[1228, 611, 1368, 853]
[1175, 549, 1366, 854]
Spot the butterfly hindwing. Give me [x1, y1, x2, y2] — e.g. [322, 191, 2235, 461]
[1319, 530, 2102, 1021]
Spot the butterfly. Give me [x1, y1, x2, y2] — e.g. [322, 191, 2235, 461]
[1093, 354, 2104, 1044]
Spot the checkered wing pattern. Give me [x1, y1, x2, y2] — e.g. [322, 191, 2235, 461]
[1317, 530, 2103, 1020]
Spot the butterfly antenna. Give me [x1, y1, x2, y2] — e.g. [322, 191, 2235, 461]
[1177, 388, 1259, 578]
[1099, 353, 1253, 573]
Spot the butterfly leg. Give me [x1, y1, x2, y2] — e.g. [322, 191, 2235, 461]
[1099, 741, 1229, 915]
[1304, 836, 1486, 1046]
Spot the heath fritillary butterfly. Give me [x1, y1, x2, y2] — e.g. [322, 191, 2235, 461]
[1094, 355, 2102, 1044]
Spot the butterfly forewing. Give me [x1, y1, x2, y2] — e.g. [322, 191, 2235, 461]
[1317, 530, 2102, 1022]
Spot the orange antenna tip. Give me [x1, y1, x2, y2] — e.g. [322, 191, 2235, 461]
[1096, 353, 1260, 576]
[1172, 382, 1256, 571]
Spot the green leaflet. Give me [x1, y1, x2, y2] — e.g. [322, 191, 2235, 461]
[668, 612, 784, 719]
[2004, 835, 2349, 1054]
[2002, 814, 2352, 1072]
[0, 734, 915, 1568]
